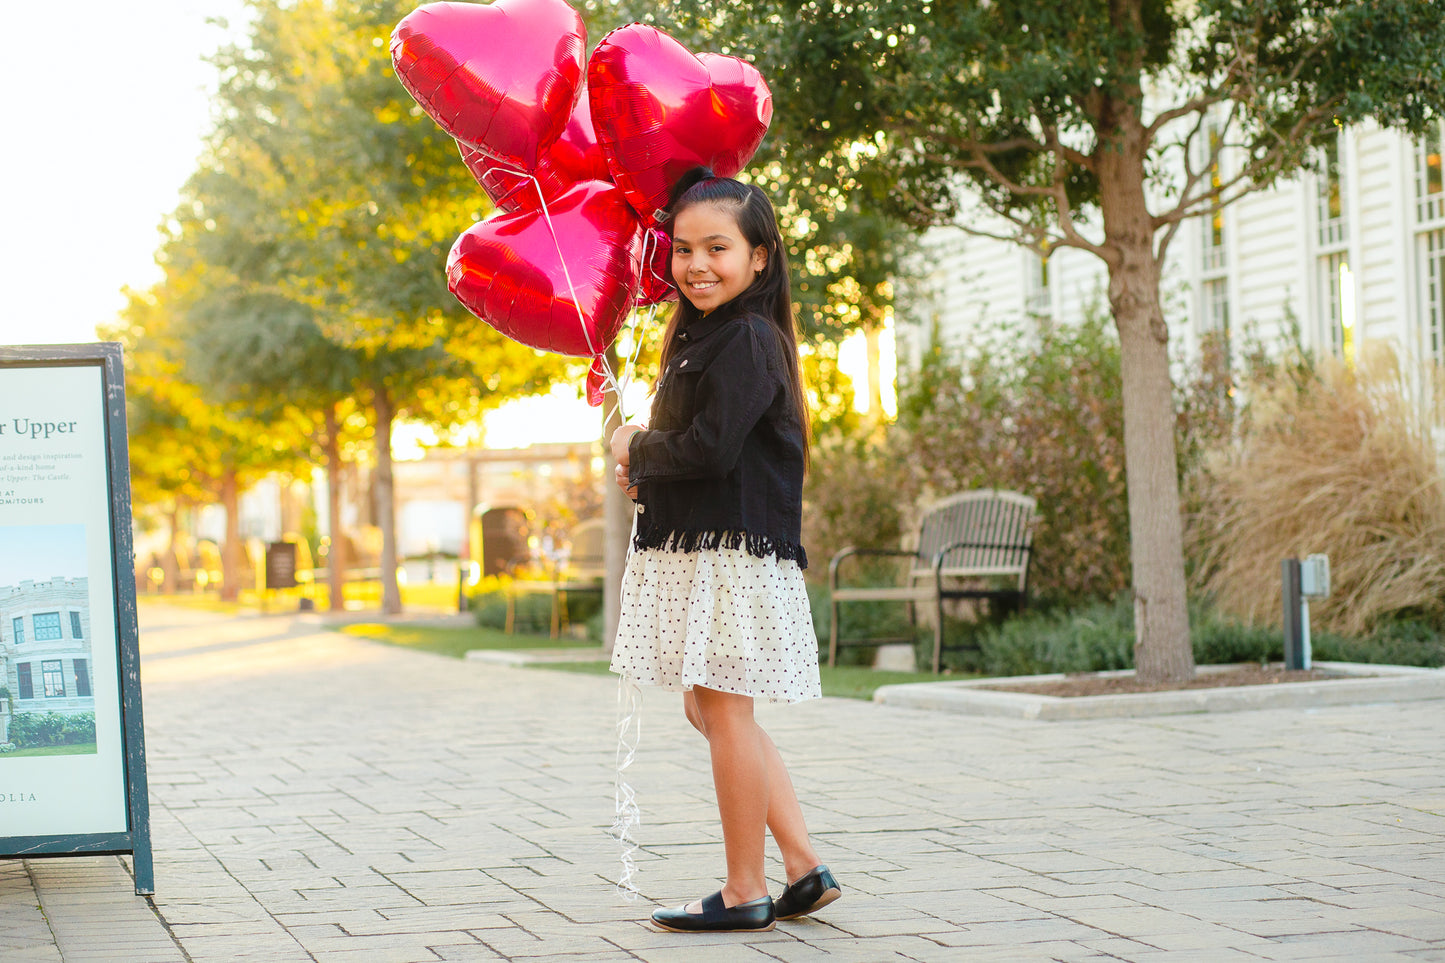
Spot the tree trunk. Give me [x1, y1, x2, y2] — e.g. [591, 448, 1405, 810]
[1096, 109, 1195, 685]
[602, 344, 631, 657]
[220, 468, 243, 603]
[325, 404, 347, 613]
[163, 505, 181, 593]
[374, 386, 402, 615]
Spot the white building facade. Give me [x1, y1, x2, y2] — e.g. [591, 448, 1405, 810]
[899, 119, 1445, 376]
[0, 577, 95, 744]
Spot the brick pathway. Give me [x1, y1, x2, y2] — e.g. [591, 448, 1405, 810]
[3, 603, 1444, 961]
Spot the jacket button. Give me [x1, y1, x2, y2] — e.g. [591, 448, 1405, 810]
[636, 504, 646, 514]
[678, 331, 689, 341]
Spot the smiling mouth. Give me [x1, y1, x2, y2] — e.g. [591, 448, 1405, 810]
[688, 280, 719, 292]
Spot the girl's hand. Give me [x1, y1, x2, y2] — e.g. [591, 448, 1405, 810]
[610, 424, 643, 500]
[610, 423, 643, 465]
[614, 463, 638, 500]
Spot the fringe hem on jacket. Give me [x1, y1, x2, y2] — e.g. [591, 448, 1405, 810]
[632, 527, 808, 570]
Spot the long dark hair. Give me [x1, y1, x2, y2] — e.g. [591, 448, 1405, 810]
[658, 171, 810, 465]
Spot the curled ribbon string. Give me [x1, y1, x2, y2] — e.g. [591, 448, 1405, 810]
[599, 299, 658, 428]
[610, 507, 645, 899]
[477, 168, 655, 897]
[612, 672, 643, 900]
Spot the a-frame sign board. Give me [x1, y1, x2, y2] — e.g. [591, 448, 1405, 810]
[0, 343, 153, 895]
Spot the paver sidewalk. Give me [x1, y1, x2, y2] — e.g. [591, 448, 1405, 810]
[4, 603, 1444, 962]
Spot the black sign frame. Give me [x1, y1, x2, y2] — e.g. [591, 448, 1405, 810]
[0, 343, 153, 895]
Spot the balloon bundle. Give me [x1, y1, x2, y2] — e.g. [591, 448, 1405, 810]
[390, 0, 774, 412]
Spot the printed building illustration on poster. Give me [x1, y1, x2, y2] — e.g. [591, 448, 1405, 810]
[0, 527, 96, 755]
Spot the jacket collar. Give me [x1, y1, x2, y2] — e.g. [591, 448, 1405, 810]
[677, 298, 747, 343]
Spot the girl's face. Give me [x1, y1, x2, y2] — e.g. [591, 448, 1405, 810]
[670, 202, 766, 316]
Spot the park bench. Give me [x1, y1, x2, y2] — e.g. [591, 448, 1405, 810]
[827, 489, 1038, 673]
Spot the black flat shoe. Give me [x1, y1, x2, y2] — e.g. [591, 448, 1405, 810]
[773, 865, 841, 920]
[651, 890, 776, 932]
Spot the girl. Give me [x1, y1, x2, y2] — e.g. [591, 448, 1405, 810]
[609, 171, 841, 933]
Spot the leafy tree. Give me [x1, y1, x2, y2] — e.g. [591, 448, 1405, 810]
[168, 0, 566, 613]
[648, 0, 1445, 681]
[109, 283, 309, 600]
[581, 2, 917, 424]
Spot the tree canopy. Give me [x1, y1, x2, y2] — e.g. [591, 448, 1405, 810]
[640, 0, 1445, 681]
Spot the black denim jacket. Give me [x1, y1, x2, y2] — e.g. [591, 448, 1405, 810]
[627, 300, 808, 568]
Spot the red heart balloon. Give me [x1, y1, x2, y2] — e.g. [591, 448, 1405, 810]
[588, 25, 773, 225]
[447, 180, 642, 357]
[635, 227, 676, 306]
[586, 356, 608, 407]
[458, 86, 610, 214]
[391, 0, 585, 169]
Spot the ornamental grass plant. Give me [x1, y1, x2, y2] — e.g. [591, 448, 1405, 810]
[1188, 341, 1445, 637]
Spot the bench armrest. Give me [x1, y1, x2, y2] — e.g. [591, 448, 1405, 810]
[828, 547, 922, 590]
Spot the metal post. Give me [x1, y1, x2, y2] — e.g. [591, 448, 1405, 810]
[1300, 597, 1313, 670]
[1282, 558, 1304, 670]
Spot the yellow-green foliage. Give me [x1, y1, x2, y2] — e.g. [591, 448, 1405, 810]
[1189, 343, 1445, 635]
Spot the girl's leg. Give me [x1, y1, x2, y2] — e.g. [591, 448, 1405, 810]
[682, 690, 822, 888]
[756, 726, 822, 883]
[689, 686, 770, 906]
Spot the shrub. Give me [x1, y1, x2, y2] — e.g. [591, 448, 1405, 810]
[7, 711, 94, 748]
[954, 597, 1445, 676]
[61, 712, 97, 744]
[467, 576, 553, 634]
[1188, 342, 1445, 636]
[971, 597, 1136, 676]
[805, 580, 921, 666]
[891, 312, 1131, 608]
[802, 432, 905, 583]
[1312, 619, 1445, 667]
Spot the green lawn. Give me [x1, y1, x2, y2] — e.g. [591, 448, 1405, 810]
[1, 743, 97, 759]
[527, 660, 958, 699]
[335, 622, 596, 659]
[331, 622, 959, 699]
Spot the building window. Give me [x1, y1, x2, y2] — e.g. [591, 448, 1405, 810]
[1418, 121, 1445, 224]
[12, 616, 23, 645]
[1202, 204, 1226, 271]
[1319, 252, 1355, 362]
[74, 658, 91, 698]
[1025, 252, 1051, 316]
[17, 663, 33, 700]
[1317, 133, 1348, 247]
[33, 612, 62, 641]
[1202, 277, 1231, 364]
[1200, 123, 1227, 273]
[70, 611, 83, 639]
[42, 659, 65, 698]
[1424, 228, 1445, 363]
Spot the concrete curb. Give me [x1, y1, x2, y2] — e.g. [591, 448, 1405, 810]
[464, 646, 608, 665]
[873, 661, 1445, 720]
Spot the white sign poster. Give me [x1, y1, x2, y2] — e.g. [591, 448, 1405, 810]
[0, 364, 129, 835]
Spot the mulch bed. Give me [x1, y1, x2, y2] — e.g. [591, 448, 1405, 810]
[980, 663, 1356, 698]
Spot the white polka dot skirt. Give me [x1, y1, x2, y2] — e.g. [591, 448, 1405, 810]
[610, 545, 822, 704]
